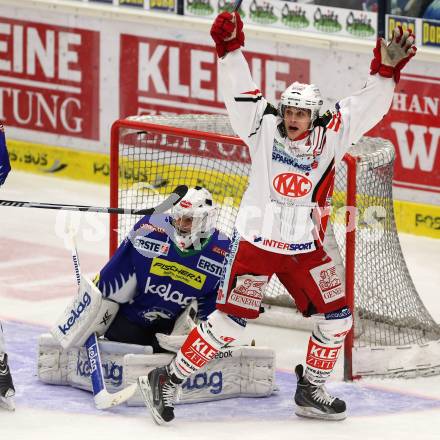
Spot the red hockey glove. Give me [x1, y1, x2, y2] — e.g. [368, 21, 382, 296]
[210, 12, 244, 58]
[370, 26, 417, 83]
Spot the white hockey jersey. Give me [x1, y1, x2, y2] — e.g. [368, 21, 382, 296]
[218, 49, 395, 255]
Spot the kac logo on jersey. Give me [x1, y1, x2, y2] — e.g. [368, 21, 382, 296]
[273, 172, 312, 198]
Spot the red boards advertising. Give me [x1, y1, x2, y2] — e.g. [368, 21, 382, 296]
[368, 73, 440, 194]
[0, 18, 99, 140]
[119, 34, 309, 118]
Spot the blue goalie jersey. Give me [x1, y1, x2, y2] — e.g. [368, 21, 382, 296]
[95, 214, 230, 331]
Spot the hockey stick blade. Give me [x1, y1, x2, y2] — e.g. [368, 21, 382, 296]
[134, 184, 188, 215]
[0, 184, 188, 215]
[85, 330, 138, 409]
[94, 383, 138, 410]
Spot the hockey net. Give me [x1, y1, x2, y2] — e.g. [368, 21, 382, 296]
[110, 114, 440, 380]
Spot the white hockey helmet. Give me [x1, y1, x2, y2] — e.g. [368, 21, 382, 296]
[278, 81, 323, 123]
[171, 186, 217, 250]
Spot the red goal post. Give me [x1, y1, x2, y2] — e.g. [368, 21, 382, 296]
[110, 114, 440, 381]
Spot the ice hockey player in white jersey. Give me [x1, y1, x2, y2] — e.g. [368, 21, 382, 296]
[137, 14, 417, 424]
[0, 122, 15, 411]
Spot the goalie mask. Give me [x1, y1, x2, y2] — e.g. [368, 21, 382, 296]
[278, 82, 323, 125]
[171, 186, 217, 250]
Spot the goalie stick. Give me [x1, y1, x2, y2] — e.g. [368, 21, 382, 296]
[66, 228, 138, 410]
[0, 184, 188, 215]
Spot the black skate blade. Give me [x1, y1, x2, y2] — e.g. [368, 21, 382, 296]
[295, 405, 346, 421]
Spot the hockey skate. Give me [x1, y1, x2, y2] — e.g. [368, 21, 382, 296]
[138, 365, 183, 424]
[0, 353, 15, 411]
[294, 364, 346, 421]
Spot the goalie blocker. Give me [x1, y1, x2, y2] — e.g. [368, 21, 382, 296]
[38, 333, 276, 405]
[50, 275, 119, 350]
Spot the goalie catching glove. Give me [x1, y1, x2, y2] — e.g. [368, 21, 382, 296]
[211, 12, 244, 58]
[370, 26, 417, 83]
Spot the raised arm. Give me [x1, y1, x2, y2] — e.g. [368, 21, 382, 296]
[211, 13, 268, 150]
[331, 26, 417, 162]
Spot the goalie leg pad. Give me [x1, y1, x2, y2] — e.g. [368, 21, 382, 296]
[50, 274, 119, 349]
[123, 346, 276, 406]
[38, 333, 70, 385]
[305, 307, 352, 385]
[180, 346, 276, 403]
[38, 333, 152, 393]
[67, 341, 143, 393]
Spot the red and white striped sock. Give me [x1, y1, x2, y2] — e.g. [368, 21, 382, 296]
[304, 334, 342, 386]
[169, 325, 221, 381]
